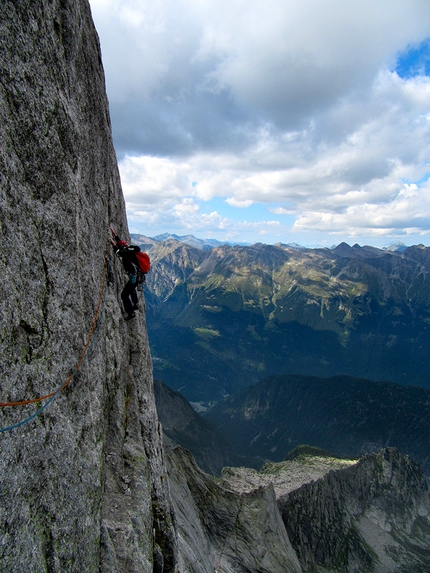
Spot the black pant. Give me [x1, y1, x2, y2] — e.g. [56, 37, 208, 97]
[121, 277, 138, 315]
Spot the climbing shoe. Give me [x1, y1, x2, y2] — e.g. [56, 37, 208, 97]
[133, 303, 139, 311]
[124, 313, 136, 321]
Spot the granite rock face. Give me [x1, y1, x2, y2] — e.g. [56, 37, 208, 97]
[279, 449, 430, 573]
[166, 446, 430, 573]
[166, 446, 302, 573]
[221, 449, 430, 573]
[0, 1, 177, 571]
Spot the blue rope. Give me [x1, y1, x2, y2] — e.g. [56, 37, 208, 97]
[0, 257, 111, 434]
[0, 390, 59, 433]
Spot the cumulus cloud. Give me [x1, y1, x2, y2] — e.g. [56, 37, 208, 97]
[90, 0, 430, 245]
[294, 181, 430, 238]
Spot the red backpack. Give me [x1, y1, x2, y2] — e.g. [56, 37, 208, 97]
[135, 251, 151, 280]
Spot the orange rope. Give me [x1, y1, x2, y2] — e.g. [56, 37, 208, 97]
[0, 240, 111, 407]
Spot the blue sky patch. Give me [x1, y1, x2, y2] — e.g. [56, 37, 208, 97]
[395, 39, 430, 78]
[402, 172, 430, 187]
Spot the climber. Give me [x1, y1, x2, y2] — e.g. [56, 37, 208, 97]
[110, 226, 141, 321]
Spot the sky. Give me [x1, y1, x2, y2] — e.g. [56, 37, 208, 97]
[89, 0, 430, 247]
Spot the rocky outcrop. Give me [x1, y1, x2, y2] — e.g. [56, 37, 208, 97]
[0, 1, 177, 571]
[166, 446, 302, 573]
[164, 445, 430, 573]
[280, 449, 430, 573]
[221, 449, 430, 573]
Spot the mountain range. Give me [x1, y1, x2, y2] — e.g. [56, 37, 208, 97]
[131, 233, 409, 252]
[132, 235, 430, 403]
[131, 232, 249, 250]
[156, 371, 430, 570]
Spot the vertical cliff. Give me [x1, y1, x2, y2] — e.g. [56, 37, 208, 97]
[0, 1, 177, 571]
[278, 449, 430, 573]
[166, 446, 303, 573]
[220, 448, 430, 573]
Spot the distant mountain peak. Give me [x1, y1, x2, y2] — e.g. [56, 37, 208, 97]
[153, 233, 229, 250]
[383, 241, 408, 252]
[276, 242, 306, 250]
[140, 233, 250, 249]
[332, 242, 387, 259]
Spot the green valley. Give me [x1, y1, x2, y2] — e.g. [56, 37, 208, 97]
[135, 235, 430, 403]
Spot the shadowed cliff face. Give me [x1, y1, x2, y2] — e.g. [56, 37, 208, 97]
[154, 379, 262, 476]
[279, 449, 430, 573]
[206, 374, 430, 477]
[0, 1, 177, 571]
[166, 446, 303, 573]
[220, 448, 430, 573]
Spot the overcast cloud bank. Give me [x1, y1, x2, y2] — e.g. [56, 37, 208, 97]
[90, 0, 430, 246]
